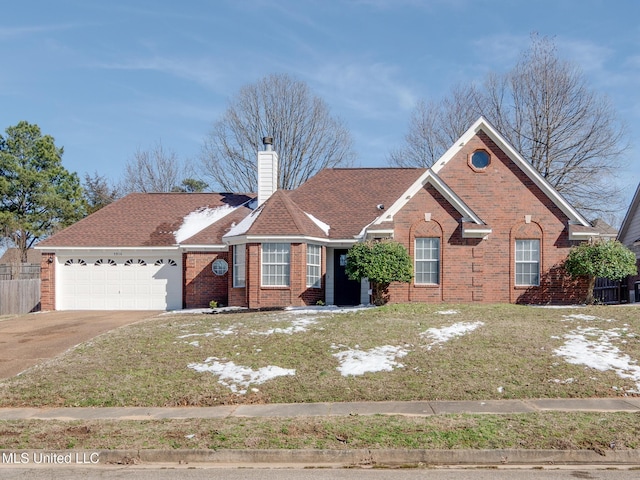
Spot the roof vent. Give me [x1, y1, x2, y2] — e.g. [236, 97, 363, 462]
[262, 136, 274, 151]
[377, 204, 385, 210]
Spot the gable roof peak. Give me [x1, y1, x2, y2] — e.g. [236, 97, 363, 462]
[431, 116, 590, 227]
[223, 189, 328, 242]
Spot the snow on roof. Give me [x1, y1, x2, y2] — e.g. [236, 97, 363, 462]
[305, 212, 330, 236]
[174, 204, 237, 243]
[224, 206, 262, 238]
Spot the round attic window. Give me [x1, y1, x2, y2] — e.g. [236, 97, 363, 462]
[212, 259, 229, 276]
[470, 150, 490, 169]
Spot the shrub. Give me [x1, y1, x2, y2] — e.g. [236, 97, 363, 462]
[564, 240, 637, 304]
[346, 240, 413, 306]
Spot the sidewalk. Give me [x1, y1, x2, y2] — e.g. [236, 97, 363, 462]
[2, 398, 640, 467]
[1, 397, 639, 420]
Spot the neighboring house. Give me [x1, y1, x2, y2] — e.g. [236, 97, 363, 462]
[591, 219, 618, 242]
[36, 117, 598, 311]
[617, 183, 640, 302]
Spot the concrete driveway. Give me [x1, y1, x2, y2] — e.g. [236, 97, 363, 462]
[0, 310, 161, 380]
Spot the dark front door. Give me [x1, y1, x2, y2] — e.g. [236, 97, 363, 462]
[333, 249, 362, 306]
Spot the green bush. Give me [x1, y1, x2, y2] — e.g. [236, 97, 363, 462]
[346, 240, 413, 306]
[564, 240, 637, 304]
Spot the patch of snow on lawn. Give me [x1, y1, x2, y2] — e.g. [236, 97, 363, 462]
[187, 357, 295, 394]
[421, 321, 484, 350]
[162, 306, 247, 315]
[333, 346, 408, 376]
[562, 314, 611, 322]
[177, 325, 238, 339]
[554, 326, 640, 393]
[251, 317, 318, 335]
[285, 305, 374, 315]
[436, 310, 459, 315]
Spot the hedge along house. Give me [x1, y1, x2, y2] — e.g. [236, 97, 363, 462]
[36, 118, 598, 311]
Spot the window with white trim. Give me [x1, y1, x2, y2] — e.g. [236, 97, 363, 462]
[306, 244, 321, 288]
[233, 245, 246, 288]
[212, 259, 229, 276]
[515, 239, 540, 286]
[415, 237, 440, 284]
[262, 243, 290, 287]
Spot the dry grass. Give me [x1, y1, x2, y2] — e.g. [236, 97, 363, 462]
[0, 303, 639, 408]
[1, 413, 639, 451]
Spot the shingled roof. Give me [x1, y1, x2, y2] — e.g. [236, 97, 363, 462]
[288, 168, 426, 239]
[37, 193, 254, 248]
[36, 168, 429, 249]
[223, 190, 329, 241]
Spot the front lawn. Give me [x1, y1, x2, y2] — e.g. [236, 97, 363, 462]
[1, 303, 638, 407]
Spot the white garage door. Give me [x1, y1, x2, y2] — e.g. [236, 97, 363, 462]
[57, 254, 182, 310]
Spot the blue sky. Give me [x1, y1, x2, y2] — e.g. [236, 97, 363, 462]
[2, 0, 640, 214]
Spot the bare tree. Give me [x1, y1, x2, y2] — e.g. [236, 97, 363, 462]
[391, 34, 628, 217]
[200, 73, 355, 192]
[121, 142, 187, 193]
[388, 99, 443, 168]
[83, 172, 121, 214]
[389, 85, 480, 168]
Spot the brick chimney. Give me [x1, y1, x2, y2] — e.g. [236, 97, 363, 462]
[257, 136, 278, 206]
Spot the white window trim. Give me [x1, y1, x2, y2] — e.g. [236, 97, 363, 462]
[261, 243, 290, 287]
[415, 237, 440, 285]
[306, 244, 322, 288]
[515, 239, 540, 286]
[233, 245, 246, 288]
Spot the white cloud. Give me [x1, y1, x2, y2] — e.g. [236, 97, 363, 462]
[311, 61, 418, 118]
[93, 55, 225, 91]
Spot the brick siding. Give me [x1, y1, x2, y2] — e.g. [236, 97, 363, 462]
[387, 132, 585, 304]
[183, 251, 230, 308]
[40, 252, 55, 310]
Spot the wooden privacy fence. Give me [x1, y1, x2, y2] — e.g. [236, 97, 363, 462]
[0, 278, 41, 315]
[0, 263, 41, 280]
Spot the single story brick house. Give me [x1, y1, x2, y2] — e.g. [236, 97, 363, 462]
[36, 117, 597, 310]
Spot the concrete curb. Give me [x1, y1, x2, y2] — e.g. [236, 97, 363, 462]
[2, 449, 640, 467]
[116, 448, 640, 467]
